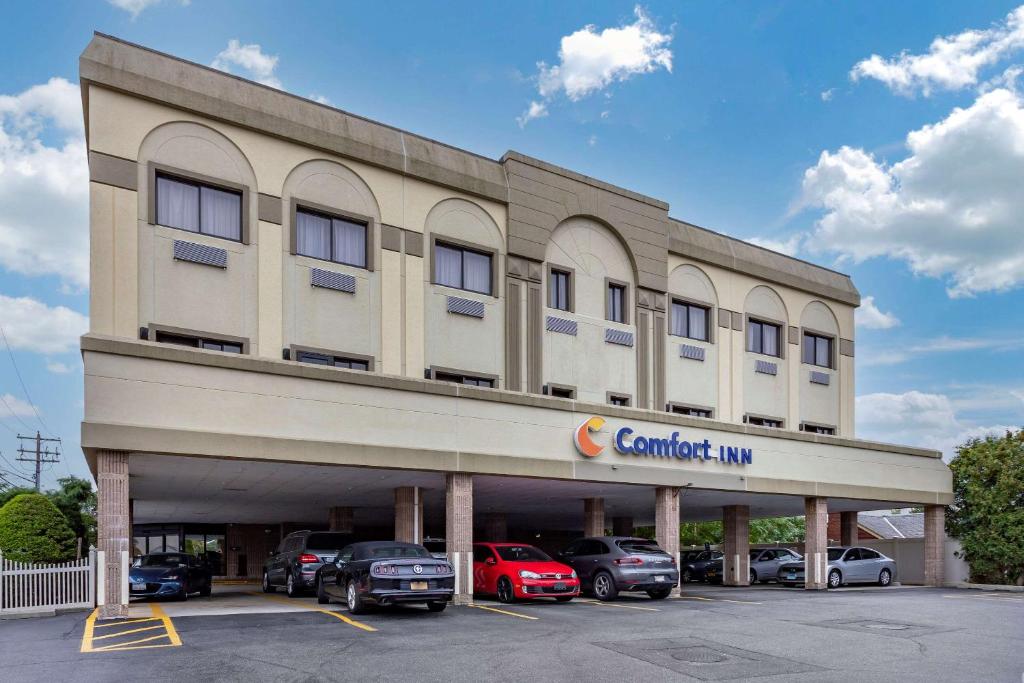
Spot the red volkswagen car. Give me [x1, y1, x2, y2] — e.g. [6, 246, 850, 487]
[473, 542, 580, 603]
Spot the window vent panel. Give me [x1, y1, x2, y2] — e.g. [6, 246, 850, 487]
[447, 296, 485, 318]
[679, 343, 706, 361]
[173, 240, 227, 268]
[810, 370, 831, 385]
[311, 268, 356, 293]
[605, 328, 634, 347]
[755, 359, 778, 376]
[546, 315, 578, 336]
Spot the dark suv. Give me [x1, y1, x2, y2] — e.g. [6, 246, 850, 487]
[558, 536, 678, 600]
[263, 530, 354, 597]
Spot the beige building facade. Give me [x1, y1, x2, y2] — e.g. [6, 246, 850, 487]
[80, 34, 952, 617]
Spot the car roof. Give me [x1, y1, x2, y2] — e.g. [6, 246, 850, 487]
[350, 541, 424, 549]
[579, 536, 653, 542]
[144, 551, 187, 556]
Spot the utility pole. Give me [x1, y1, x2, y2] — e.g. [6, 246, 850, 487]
[16, 432, 61, 492]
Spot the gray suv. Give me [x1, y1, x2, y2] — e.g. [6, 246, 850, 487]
[263, 530, 354, 597]
[558, 536, 678, 601]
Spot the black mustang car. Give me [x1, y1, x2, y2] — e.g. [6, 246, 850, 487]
[315, 541, 455, 614]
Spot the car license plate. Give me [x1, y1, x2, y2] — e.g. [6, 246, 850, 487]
[654, 575, 665, 583]
[787, 573, 796, 580]
[553, 582, 566, 591]
[410, 581, 428, 591]
[131, 583, 146, 592]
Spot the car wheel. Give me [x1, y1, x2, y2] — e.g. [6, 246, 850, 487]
[878, 568, 892, 587]
[828, 569, 842, 589]
[199, 580, 212, 597]
[497, 577, 516, 604]
[286, 572, 300, 598]
[262, 572, 274, 593]
[347, 580, 366, 615]
[593, 571, 618, 601]
[176, 582, 189, 601]
[555, 596, 574, 603]
[316, 576, 329, 604]
[646, 588, 671, 600]
[426, 601, 447, 612]
[682, 569, 692, 583]
[749, 569, 757, 585]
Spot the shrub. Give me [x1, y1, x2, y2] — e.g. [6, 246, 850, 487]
[0, 493, 76, 563]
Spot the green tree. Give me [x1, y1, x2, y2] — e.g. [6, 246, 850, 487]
[946, 429, 1024, 585]
[0, 486, 35, 508]
[679, 521, 724, 547]
[0, 493, 76, 563]
[46, 477, 97, 551]
[750, 516, 805, 544]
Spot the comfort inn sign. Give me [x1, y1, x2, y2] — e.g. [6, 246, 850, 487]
[574, 416, 753, 466]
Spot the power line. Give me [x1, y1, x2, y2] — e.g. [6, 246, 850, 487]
[0, 392, 33, 433]
[0, 325, 52, 436]
[16, 432, 61, 492]
[0, 452, 37, 486]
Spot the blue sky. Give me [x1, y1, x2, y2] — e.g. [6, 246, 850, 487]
[0, 1, 1022, 488]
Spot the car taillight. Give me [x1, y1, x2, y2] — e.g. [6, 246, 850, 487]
[298, 554, 319, 564]
[373, 564, 399, 576]
[614, 557, 644, 565]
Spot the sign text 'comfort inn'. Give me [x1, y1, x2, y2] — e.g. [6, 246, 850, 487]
[574, 416, 753, 465]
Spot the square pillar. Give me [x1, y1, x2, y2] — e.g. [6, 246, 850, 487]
[924, 505, 945, 587]
[804, 497, 828, 590]
[446, 473, 473, 605]
[583, 498, 605, 537]
[483, 514, 507, 542]
[655, 488, 680, 594]
[612, 516, 634, 537]
[839, 511, 858, 547]
[328, 506, 354, 534]
[394, 487, 422, 544]
[97, 450, 130, 618]
[722, 505, 750, 586]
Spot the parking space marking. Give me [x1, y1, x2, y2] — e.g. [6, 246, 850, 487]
[674, 595, 763, 605]
[467, 603, 540, 620]
[81, 603, 181, 653]
[577, 599, 659, 612]
[247, 593, 378, 632]
[942, 594, 1023, 603]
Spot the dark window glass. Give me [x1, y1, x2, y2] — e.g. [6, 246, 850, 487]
[295, 207, 367, 268]
[827, 548, 845, 562]
[802, 423, 835, 435]
[616, 540, 663, 555]
[495, 546, 552, 562]
[859, 549, 880, 560]
[154, 330, 242, 354]
[747, 415, 783, 428]
[434, 242, 492, 294]
[156, 174, 241, 241]
[549, 269, 571, 311]
[306, 533, 353, 551]
[473, 546, 495, 563]
[670, 300, 709, 341]
[607, 283, 626, 323]
[359, 545, 431, 560]
[549, 386, 574, 399]
[747, 319, 781, 357]
[669, 405, 712, 418]
[802, 332, 833, 368]
[843, 549, 862, 562]
[295, 350, 369, 371]
[435, 371, 494, 388]
[609, 395, 630, 407]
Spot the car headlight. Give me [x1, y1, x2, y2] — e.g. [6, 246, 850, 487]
[165, 573, 182, 581]
[570, 570, 577, 579]
[519, 570, 541, 579]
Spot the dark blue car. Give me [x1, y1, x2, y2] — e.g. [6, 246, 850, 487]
[129, 552, 212, 601]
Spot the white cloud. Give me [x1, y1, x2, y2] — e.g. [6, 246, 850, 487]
[856, 390, 1016, 460]
[820, 88, 835, 102]
[519, 6, 672, 125]
[855, 296, 900, 329]
[0, 393, 35, 418]
[46, 361, 73, 374]
[801, 88, 1024, 298]
[0, 295, 88, 355]
[747, 234, 804, 257]
[850, 5, 1024, 96]
[0, 77, 89, 289]
[107, 0, 189, 19]
[587, 134, 598, 147]
[859, 334, 1024, 367]
[309, 94, 332, 106]
[211, 40, 282, 89]
[516, 100, 548, 128]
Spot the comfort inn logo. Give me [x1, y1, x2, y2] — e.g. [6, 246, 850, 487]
[572, 416, 753, 466]
[573, 416, 606, 458]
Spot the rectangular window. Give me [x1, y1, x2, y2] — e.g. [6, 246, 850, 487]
[608, 394, 631, 407]
[434, 242, 492, 295]
[547, 385, 575, 399]
[746, 415, 783, 428]
[295, 350, 369, 371]
[801, 332, 833, 368]
[668, 404, 712, 418]
[154, 330, 243, 354]
[156, 173, 242, 241]
[801, 423, 835, 435]
[434, 370, 494, 388]
[747, 319, 781, 357]
[670, 300, 710, 341]
[607, 283, 626, 323]
[549, 269, 571, 311]
[295, 207, 367, 268]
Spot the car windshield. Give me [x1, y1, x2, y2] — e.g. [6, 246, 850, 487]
[495, 545, 551, 562]
[828, 549, 845, 562]
[138, 554, 187, 568]
[423, 541, 446, 552]
[616, 540, 664, 555]
[306, 533, 352, 551]
[360, 545, 431, 560]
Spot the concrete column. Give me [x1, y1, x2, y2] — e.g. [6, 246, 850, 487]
[583, 498, 605, 537]
[328, 506, 354, 534]
[394, 487, 422, 544]
[839, 511, 858, 547]
[924, 505, 945, 587]
[612, 516, 634, 537]
[654, 488, 680, 594]
[722, 505, 750, 586]
[97, 450, 130, 618]
[446, 473, 473, 605]
[483, 514, 507, 542]
[804, 497, 828, 590]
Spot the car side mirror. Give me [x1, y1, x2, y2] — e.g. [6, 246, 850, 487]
[485, 557, 496, 566]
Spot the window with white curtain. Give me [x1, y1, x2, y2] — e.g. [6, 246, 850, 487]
[433, 241, 492, 295]
[295, 207, 367, 268]
[747, 319, 781, 357]
[156, 174, 241, 241]
[801, 332, 833, 368]
[670, 300, 709, 341]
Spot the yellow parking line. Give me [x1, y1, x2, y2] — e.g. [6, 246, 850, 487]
[91, 624, 165, 641]
[578, 599, 659, 612]
[92, 633, 172, 651]
[150, 604, 182, 646]
[467, 603, 539, 620]
[93, 617, 160, 628]
[80, 609, 98, 652]
[81, 603, 182, 653]
[248, 592, 377, 632]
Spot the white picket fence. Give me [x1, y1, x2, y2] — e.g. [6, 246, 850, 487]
[0, 549, 97, 615]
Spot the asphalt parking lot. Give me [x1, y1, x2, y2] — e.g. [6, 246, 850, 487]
[1, 583, 1021, 682]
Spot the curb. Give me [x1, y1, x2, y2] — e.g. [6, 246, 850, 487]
[952, 582, 1024, 593]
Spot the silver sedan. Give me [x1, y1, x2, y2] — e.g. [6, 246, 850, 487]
[777, 547, 897, 588]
